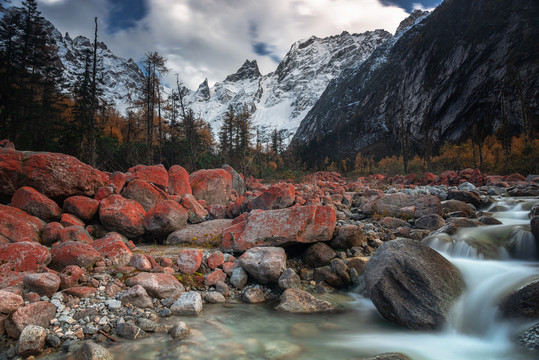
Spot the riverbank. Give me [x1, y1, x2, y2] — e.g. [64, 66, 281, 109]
[0, 144, 538, 359]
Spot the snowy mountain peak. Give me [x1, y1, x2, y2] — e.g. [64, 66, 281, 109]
[395, 9, 430, 36]
[195, 79, 211, 101]
[225, 60, 262, 82]
[183, 29, 392, 139]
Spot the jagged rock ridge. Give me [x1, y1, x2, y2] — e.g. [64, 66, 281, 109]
[184, 30, 392, 138]
[292, 0, 539, 165]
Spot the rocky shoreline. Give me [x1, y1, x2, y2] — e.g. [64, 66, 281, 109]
[1, 142, 538, 359]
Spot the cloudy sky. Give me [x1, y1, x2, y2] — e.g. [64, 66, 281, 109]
[15, 0, 441, 89]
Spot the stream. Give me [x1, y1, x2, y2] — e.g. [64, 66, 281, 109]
[102, 197, 539, 360]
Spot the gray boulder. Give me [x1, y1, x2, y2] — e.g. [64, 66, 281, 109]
[498, 279, 539, 319]
[238, 247, 286, 284]
[16, 325, 47, 357]
[170, 291, 203, 315]
[75, 341, 113, 360]
[364, 238, 465, 330]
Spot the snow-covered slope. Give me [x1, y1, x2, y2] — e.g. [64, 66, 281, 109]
[184, 30, 392, 138]
[47, 23, 144, 112]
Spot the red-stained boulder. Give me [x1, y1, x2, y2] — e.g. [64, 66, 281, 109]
[207, 251, 225, 270]
[176, 249, 203, 274]
[94, 186, 114, 201]
[0, 210, 41, 243]
[125, 272, 185, 299]
[168, 165, 192, 196]
[222, 205, 337, 251]
[505, 173, 526, 182]
[180, 194, 209, 224]
[121, 179, 168, 212]
[58, 226, 93, 244]
[226, 195, 245, 218]
[59, 265, 82, 290]
[130, 164, 169, 191]
[207, 204, 227, 219]
[144, 200, 188, 236]
[0, 290, 24, 314]
[0, 242, 51, 272]
[205, 269, 226, 286]
[23, 273, 61, 298]
[107, 171, 127, 193]
[0, 149, 108, 203]
[423, 172, 438, 185]
[42, 222, 63, 246]
[63, 287, 96, 298]
[247, 183, 295, 210]
[63, 196, 99, 222]
[11, 187, 62, 222]
[441, 171, 459, 185]
[99, 195, 146, 238]
[50, 241, 102, 269]
[60, 213, 85, 227]
[0, 204, 45, 232]
[189, 169, 232, 206]
[129, 254, 153, 271]
[92, 232, 132, 267]
[4, 301, 56, 338]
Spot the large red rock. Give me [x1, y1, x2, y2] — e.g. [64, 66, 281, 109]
[59, 265, 83, 289]
[0, 209, 41, 243]
[248, 183, 295, 210]
[5, 301, 56, 338]
[60, 213, 85, 227]
[107, 171, 127, 193]
[129, 164, 169, 191]
[0, 242, 51, 272]
[58, 226, 93, 244]
[11, 187, 62, 222]
[176, 249, 203, 274]
[92, 232, 132, 267]
[168, 165, 192, 196]
[50, 241, 102, 269]
[41, 222, 63, 246]
[144, 200, 188, 236]
[63, 196, 99, 222]
[189, 169, 232, 206]
[99, 195, 146, 238]
[0, 204, 45, 233]
[125, 272, 185, 299]
[121, 179, 168, 212]
[180, 194, 209, 223]
[0, 149, 108, 202]
[222, 205, 337, 251]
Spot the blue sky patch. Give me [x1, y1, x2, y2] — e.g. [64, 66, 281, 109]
[379, 0, 442, 12]
[106, 0, 148, 33]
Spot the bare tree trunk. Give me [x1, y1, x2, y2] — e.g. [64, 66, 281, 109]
[89, 17, 98, 167]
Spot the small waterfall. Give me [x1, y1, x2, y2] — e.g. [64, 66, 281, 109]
[338, 196, 539, 360]
[449, 257, 538, 336]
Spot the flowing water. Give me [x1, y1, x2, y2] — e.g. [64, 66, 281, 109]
[103, 197, 539, 360]
[51, 197, 536, 359]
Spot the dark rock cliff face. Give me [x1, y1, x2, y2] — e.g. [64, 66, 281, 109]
[292, 0, 539, 166]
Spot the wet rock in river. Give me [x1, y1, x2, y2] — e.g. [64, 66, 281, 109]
[364, 238, 465, 330]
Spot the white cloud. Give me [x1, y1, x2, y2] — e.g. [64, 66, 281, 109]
[35, 0, 409, 89]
